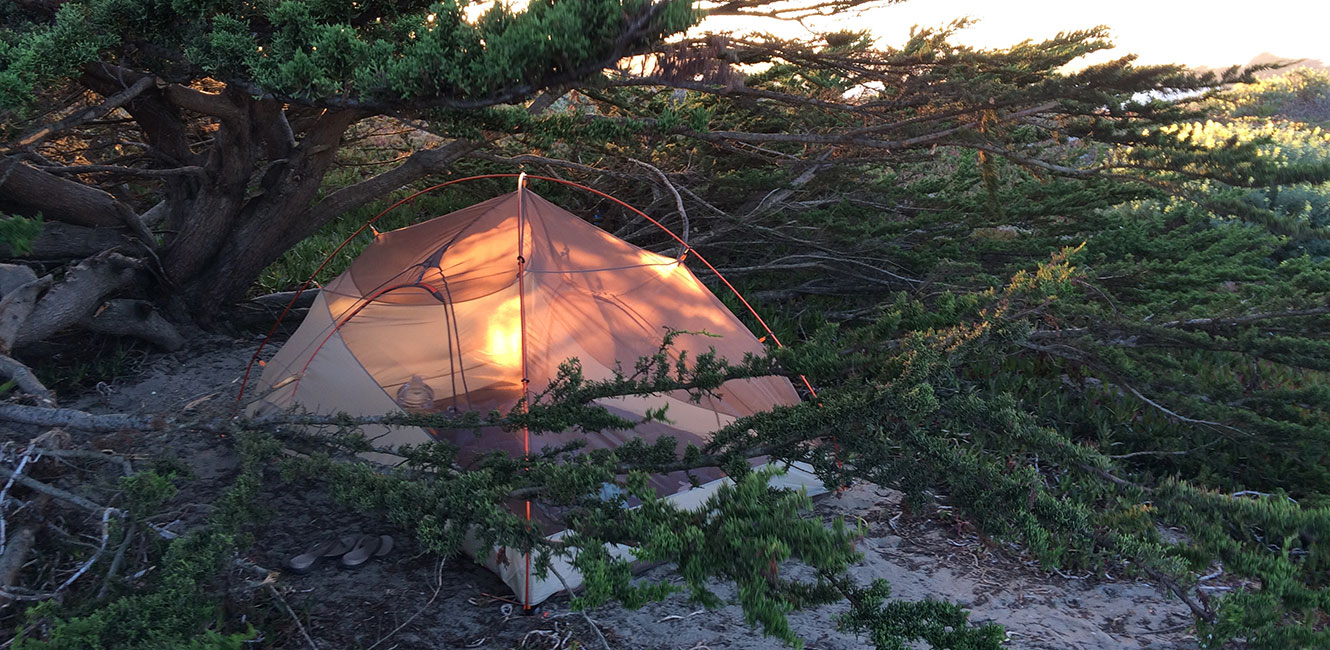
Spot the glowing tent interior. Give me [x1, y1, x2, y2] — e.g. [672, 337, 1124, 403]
[245, 181, 824, 606]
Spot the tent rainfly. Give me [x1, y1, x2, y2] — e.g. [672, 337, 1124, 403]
[247, 184, 824, 606]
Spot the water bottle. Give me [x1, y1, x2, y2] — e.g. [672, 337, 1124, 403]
[395, 375, 434, 411]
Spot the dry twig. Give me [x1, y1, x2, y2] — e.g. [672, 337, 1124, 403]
[266, 580, 320, 650]
[365, 558, 446, 650]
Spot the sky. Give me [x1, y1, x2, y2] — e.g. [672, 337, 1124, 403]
[701, 0, 1330, 69]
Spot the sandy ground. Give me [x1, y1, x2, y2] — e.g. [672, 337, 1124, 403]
[54, 335, 1199, 650]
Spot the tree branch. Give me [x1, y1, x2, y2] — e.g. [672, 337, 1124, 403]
[1158, 306, 1330, 330]
[81, 64, 197, 166]
[9, 75, 155, 150]
[1019, 341, 1251, 437]
[629, 158, 689, 253]
[304, 139, 478, 224]
[34, 163, 206, 179]
[0, 463, 109, 514]
[1028, 306, 1330, 342]
[161, 84, 245, 123]
[0, 158, 146, 230]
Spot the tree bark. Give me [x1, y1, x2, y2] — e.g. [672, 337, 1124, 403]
[177, 126, 475, 315]
[0, 264, 37, 296]
[83, 299, 184, 350]
[0, 223, 133, 260]
[7, 72, 478, 327]
[0, 274, 52, 353]
[0, 158, 138, 229]
[12, 251, 144, 350]
[158, 86, 254, 287]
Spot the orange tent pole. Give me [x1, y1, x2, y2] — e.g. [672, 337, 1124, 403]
[516, 173, 534, 611]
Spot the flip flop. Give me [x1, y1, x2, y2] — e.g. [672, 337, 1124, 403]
[339, 534, 394, 570]
[287, 535, 357, 574]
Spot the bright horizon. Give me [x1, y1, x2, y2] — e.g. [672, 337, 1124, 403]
[702, 0, 1330, 69]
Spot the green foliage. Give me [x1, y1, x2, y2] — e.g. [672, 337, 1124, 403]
[13, 530, 256, 650]
[0, 213, 42, 255]
[12, 432, 276, 649]
[571, 467, 861, 648]
[0, 0, 701, 110]
[119, 470, 180, 519]
[837, 579, 1005, 650]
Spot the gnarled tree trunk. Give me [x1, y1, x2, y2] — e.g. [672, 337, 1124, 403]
[1, 67, 475, 342]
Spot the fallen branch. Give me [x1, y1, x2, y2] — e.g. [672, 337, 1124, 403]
[629, 158, 689, 255]
[364, 559, 445, 650]
[0, 463, 112, 514]
[230, 289, 321, 329]
[1019, 341, 1251, 438]
[82, 299, 185, 351]
[1158, 306, 1330, 330]
[0, 495, 46, 608]
[0, 355, 54, 406]
[0, 429, 73, 607]
[0, 222, 134, 261]
[267, 581, 321, 650]
[548, 565, 611, 650]
[248, 289, 321, 312]
[0, 403, 161, 432]
[1029, 306, 1330, 343]
[0, 447, 38, 557]
[38, 448, 135, 476]
[97, 519, 135, 599]
[1146, 569, 1217, 624]
[43, 507, 119, 598]
[0, 264, 37, 295]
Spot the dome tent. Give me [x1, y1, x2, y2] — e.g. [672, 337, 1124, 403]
[246, 180, 824, 606]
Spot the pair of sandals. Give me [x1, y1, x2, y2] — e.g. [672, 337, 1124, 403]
[287, 534, 394, 574]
